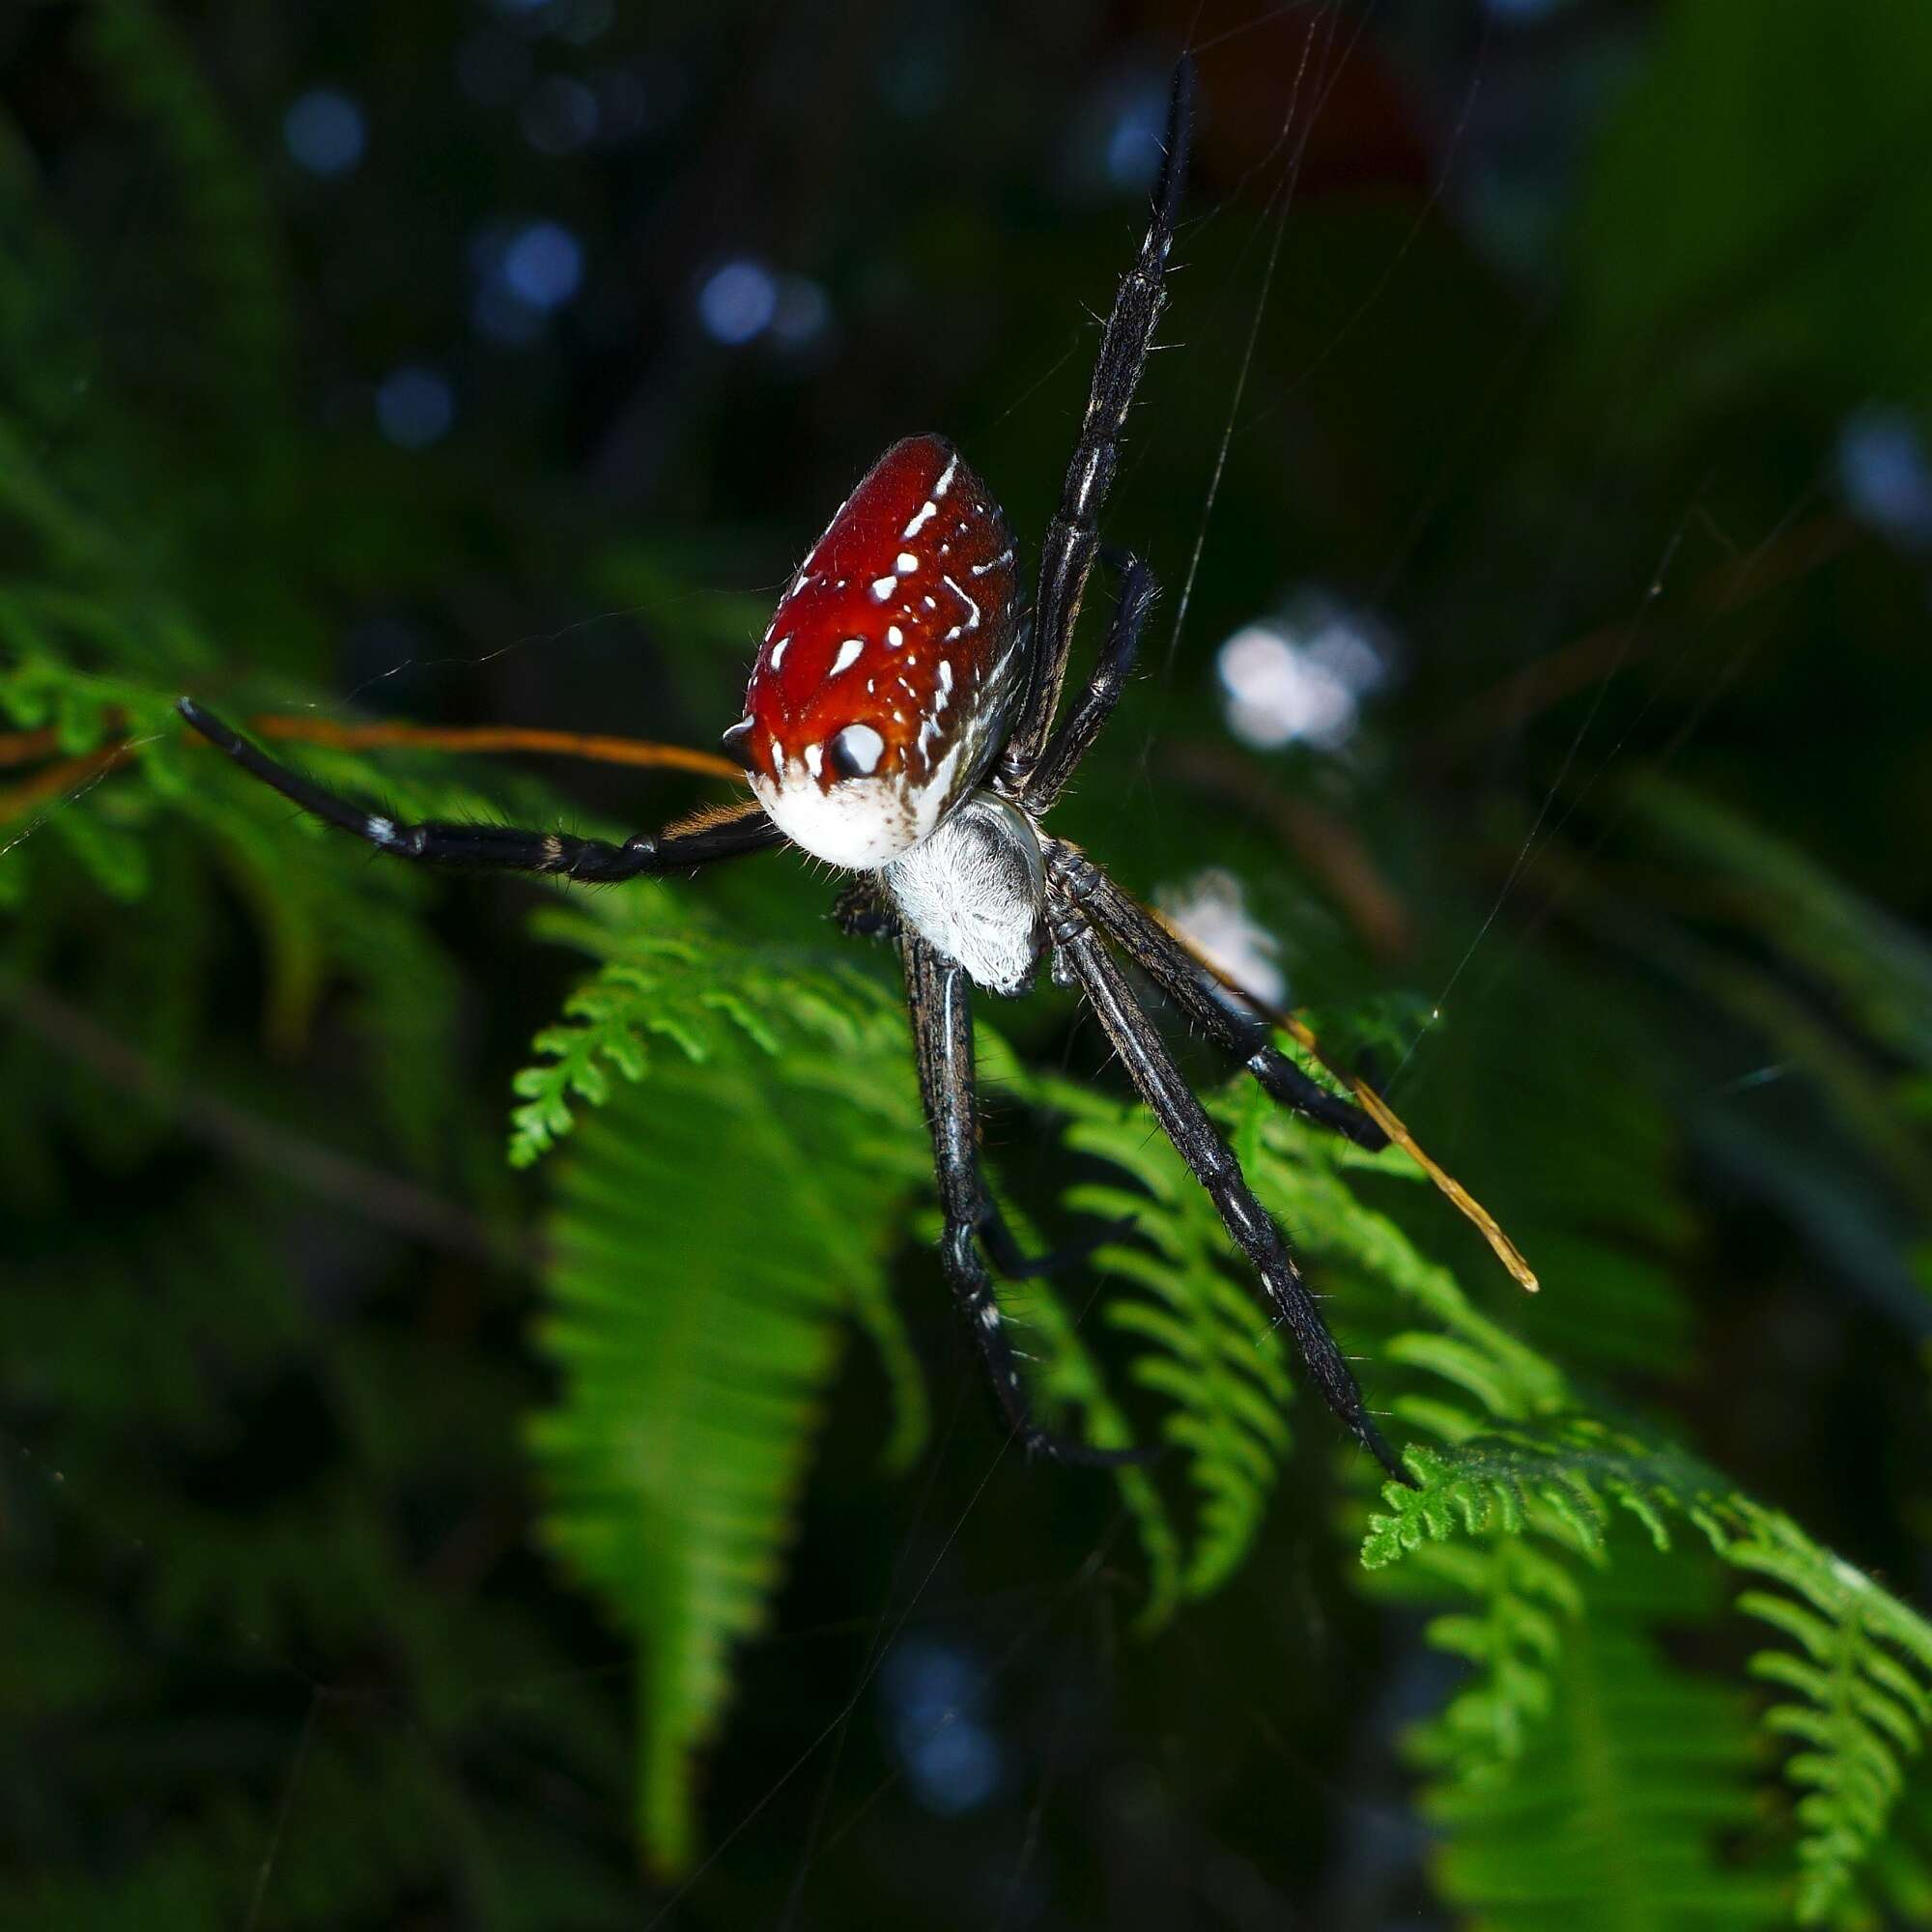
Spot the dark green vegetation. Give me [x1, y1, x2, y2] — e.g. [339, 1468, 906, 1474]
[4, 3, 1930, 1926]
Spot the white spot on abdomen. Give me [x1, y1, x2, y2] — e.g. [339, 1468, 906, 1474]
[941, 574, 980, 640]
[831, 722, 884, 775]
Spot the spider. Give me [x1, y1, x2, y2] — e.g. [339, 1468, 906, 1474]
[178, 58, 1410, 1484]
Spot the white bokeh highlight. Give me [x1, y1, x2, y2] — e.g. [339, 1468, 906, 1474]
[1215, 596, 1392, 753]
[1156, 868, 1288, 1009]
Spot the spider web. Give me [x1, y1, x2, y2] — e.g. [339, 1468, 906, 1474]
[4, 3, 1910, 1927]
[664, 12, 1889, 1927]
[667, 12, 1844, 1926]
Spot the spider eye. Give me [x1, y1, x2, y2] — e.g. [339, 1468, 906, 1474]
[827, 723, 885, 780]
[720, 716, 757, 770]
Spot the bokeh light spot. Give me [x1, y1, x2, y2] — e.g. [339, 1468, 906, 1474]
[697, 259, 779, 345]
[1105, 85, 1166, 191]
[1215, 597, 1392, 753]
[879, 1638, 1004, 1818]
[1837, 407, 1932, 550]
[1156, 870, 1288, 1009]
[375, 366, 454, 449]
[502, 221, 583, 310]
[283, 89, 365, 177]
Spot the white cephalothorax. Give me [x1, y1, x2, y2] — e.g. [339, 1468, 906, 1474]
[883, 793, 1045, 996]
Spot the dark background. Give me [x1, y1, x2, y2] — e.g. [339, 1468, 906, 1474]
[3, 0, 1930, 1925]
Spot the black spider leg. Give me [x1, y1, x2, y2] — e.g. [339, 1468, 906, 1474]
[902, 928, 1150, 1466]
[178, 699, 785, 879]
[1010, 527, 1383, 1151]
[999, 55, 1194, 787]
[838, 884, 1119, 1279]
[1049, 842, 1388, 1151]
[1046, 878, 1412, 1486]
[1018, 547, 1157, 816]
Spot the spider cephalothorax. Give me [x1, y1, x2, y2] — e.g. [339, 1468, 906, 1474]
[178, 58, 1415, 1484]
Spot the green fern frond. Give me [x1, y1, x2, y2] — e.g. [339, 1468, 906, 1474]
[1359, 1420, 1717, 1791]
[508, 897, 908, 1165]
[1406, 1534, 1585, 1769]
[1728, 1503, 1932, 1924]
[1000, 1042, 1562, 1619]
[0, 644, 584, 1181]
[1415, 1534, 1784, 1932]
[1361, 1419, 1932, 1923]
[1064, 1084, 1297, 1601]
[989, 1061, 1306, 1613]
[510, 910, 1932, 1906]
[518, 892, 934, 1872]
[1363, 1425, 1722, 1567]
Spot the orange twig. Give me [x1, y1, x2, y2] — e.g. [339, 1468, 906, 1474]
[2, 704, 1534, 1292]
[241, 714, 747, 783]
[0, 709, 747, 799]
[0, 725, 64, 770]
[2, 711, 745, 829]
[1274, 1009, 1539, 1293]
[0, 745, 129, 823]
[1158, 914, 1540, 1295]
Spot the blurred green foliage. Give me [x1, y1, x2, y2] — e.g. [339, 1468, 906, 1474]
[3, 2, 1930, 1926]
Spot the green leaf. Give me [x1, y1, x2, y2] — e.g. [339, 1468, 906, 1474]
[518, 894, 934, 1870]
[1361, 1420, 1932, 1922]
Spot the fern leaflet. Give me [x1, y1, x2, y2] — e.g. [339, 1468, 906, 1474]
[1363, 1420, 1932, 1923]
[517, 892, 934, 1870]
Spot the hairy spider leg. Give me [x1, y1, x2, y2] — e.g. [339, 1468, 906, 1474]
[1004, 496, 1386, 1151]
[176, 699, 784, 880]
[1013, 529, 1385, 1146]
[1009, 516, 1384, 1148]
[903, 929, 1152, 1465]
[1000, 55, 1194, 786]
[836, 880, 1135, 1279]
[1049, 843, 1390, 1151]
[1019, 548, 1158, 815]
[1003, 513, 1386, 1150]
[1048, 886, 1412, 1485]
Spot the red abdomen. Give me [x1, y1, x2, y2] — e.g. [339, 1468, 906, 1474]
[730, 435, 1025, 868]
